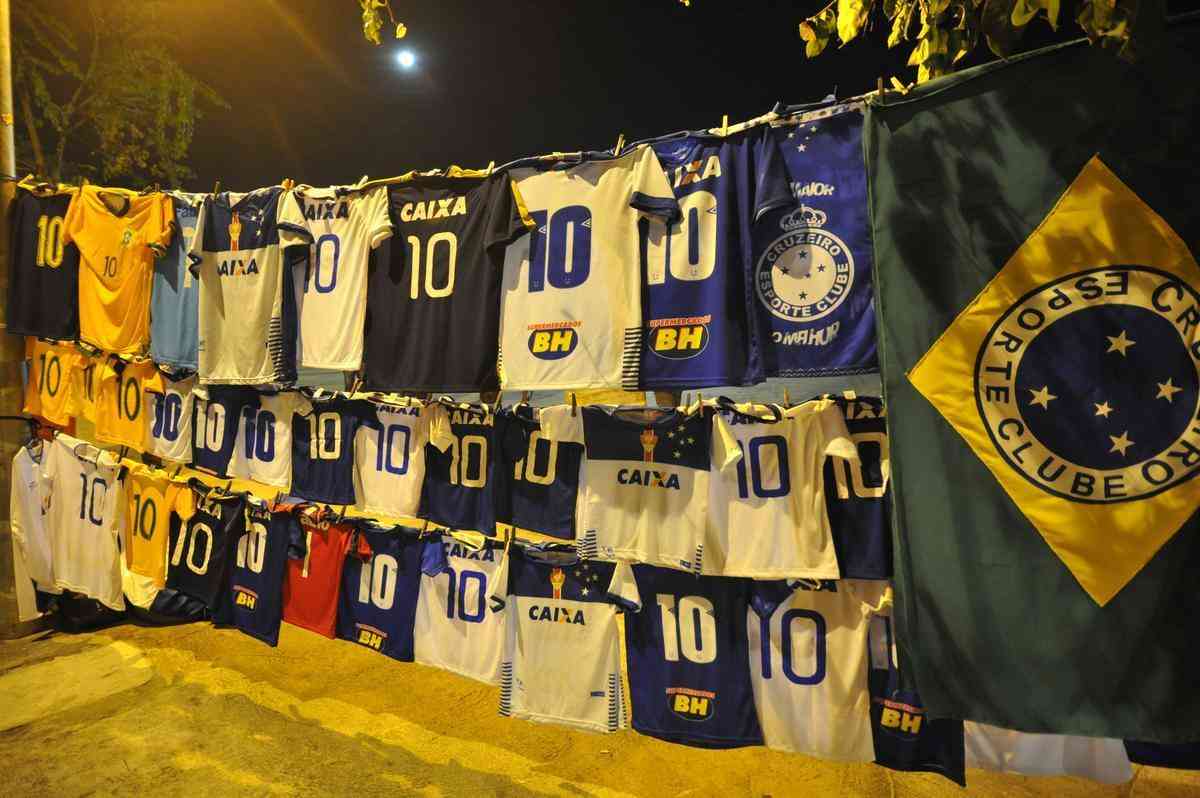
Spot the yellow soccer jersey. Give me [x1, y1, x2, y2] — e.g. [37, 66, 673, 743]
[70, 354, 102, 424]
[23, 338, 82, 426]
[63, 187, 172, 355]
[122, 462, 195, 586]
[94, 358, 165, 450]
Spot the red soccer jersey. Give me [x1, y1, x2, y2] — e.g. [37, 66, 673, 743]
[282, 509, 353, 639]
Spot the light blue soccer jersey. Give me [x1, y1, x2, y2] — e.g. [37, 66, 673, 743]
[151, 192, 202, 369]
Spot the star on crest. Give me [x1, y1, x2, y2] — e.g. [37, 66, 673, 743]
[667, 430, 676, 439]
[580, 586, 590, 596]
[1109, 431, 1134, 457]
[1029, 386, 1057, 409]
[673, 450, 681, 459]
[686, 437, 695, 444]
[1094, 401, 1113, 418]
[817, 265, 825, 272]
[797, 144, 807, 152]
[1156, 378, 1183, 403]
[799, 292, 808, 301]
[1106, 330, 1136, 356]
[778, 265, 790, 275]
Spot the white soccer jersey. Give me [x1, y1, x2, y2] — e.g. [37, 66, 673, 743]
[278, 185, 392, 370]
[964, 722, 1133, 784]
[229, 390, 311, 489]
[747, 580, 888, 761]
[414, 538, 507, 684]
[498, 147, 679, 390]
[40, 434, 125, 611]
[353, 399, 432, 519]
[706, 400, 857, 578]
[146, 373, 196, 462]
[10, 444, 58, 595]
[489, 548, 627, 733]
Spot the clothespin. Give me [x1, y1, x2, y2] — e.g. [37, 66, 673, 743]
[212, 179, 221, 196]
[842, 389, 858, 401]
[280, 177, 295, 190]
[503, 528, 513, 555]
[486, 161, 495, 176]
[877, 77, 885, 100]
[614, 133, 625, 155]
[720, 115, 729, 136]
[520, 391, 531, 405]
[783, 388, 792, 407]
[225, 479, 234, 494]
[570, 392, 578, 417]
[421, 519, 430, 538]
[697, 391, 704, 408]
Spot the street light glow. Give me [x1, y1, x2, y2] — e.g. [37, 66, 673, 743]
[396, 49, 416, 69]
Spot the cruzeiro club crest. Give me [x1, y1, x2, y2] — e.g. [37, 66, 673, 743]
[976, 266, 1200, 503]
[755, 205, 854, 323]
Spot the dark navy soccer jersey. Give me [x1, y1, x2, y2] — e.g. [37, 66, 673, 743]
[191, 386, 259, 476]
[166, 485, 246, 611]
[823, 395, 892, 579]
[612, 564, 763, 748]
[1123, 741, 1200, 769]
[868, 615, 965, 785]
[291, 396, 370, 504]
[7, 189, 80, 340]
[223, 500, 296, 646]
[641, 129, 792, 389]
[336, 525, 446, 661]
[419, 405, 512, 536]
[496, 406, 581, 540]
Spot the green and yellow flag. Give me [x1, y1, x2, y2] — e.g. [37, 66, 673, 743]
[868, 21, 1200, 740]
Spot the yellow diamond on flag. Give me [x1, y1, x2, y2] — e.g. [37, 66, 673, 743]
[909, 156, 1200, 606]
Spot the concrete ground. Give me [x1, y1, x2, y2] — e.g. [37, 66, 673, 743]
[1, 622, 1198, 798]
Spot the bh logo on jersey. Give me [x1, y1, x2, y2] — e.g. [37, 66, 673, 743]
[233, 586, 258, 611]
[756, 206, 854, 326]
[648, 315, 710, 360]
[876, 693, 925, 738]
[355, 622, 389, 651]
[666, 687, 715, 722]
[528, 321, 579, 360]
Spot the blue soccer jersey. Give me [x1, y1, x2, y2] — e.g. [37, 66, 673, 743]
[642, 129, 792, 388]
[822, 395, 891, 579]
[151, 193, 202, 369]
[223, 499, 298, 646]
[419, 404, 510, 535]
[497, 406, 581, 541]
[191, 386, 259, 476]
[336, 524, 446, 661]
[166, 484, 246, 611]
[611, 563, 763, 748]
[292, 396, 369, 504]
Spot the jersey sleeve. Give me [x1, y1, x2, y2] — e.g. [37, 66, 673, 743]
[487, 545, 512, 612]
[61, 189, 85, 247]
[420, 536, 448, 576]
[426, 404, 455, 453]
[173, 481, 197, 523]
[817, 401, 859, 460]
[275, 189, 312, 246]
[748, 579, 796, 619]
[361, 186, 394, 249]
[628, 146, 681, 222]
[148, 194, 174, 257]
[186, 198, 208, 275]
[710, 412, 742, 472]
[605, 561, 641, 611]
[483, 176, 534, 256]
[141, 364, 166, 396]
[537, 405, 585, 444]
[753, 126, 796, 221]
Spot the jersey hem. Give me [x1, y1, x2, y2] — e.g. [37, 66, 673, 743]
[702, 567, 841, 579]
[504, 709, 618, 734]
[233, 624, 281, 647]
[6, 326, 78, 339]
[499, 381, 632, 392]
[365, 383, 500, 393]
[637, 376, 763, 389]
[357, 503, 421, 520]
[291, 490, 357, 506]
[414, 658, 499, 686]
[150, 354, 199, 370]
[198, 374, 289, 385]
[587, 548, 699, 573]
[632, 722, 763, 749]
[54, 579, 126, 612]
[298, 361, 360, 371]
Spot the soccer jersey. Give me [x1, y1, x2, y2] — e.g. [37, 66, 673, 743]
[497, 406, 581, 540]
[748, 579, 887, 761]
[230, 390, 311, 489]
[964, 722, 1133, 783]
[191, 386, 259, 476]
[419, 404, 511, 535]
[7, 188, 80, 340]
[705, 399, 856, 578]
[353, 399, 434, 519]
[63, 186, 172, 355]
[490, 547, 626, 733]
[121, 463, 195, 588]
[189, 187, 297, 384]
[71, 355, 101, 425]
[824, 395, 892, 579]
[166, 485, 246, 611]
[612, 563, 763, 748]
[337, 525, 446, 660]
[40, 434, 124, 610]
[540, 405, 710, 572]
[292, 396, 368, 504]
[414, 537, 507, 683]
[23, 338, 83, 427]
[282, 508, 353, 638]
[226, 499, 295, 646]
[364, 172, 531, 391]
[146, 373, 195, 462]
[277, 185, 391, 370]
[10, 444, 58, 594]
[642, 130, 791, 387]
[93, 358, 165, 451]
[498, 147, 680, 391]
[150, 192, 202, 369]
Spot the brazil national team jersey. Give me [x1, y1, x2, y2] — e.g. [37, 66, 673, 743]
[540, 405, 710, 572]
[414, 538, 506, 684]
[496, 406, 581, 541]
[353, 399, 434, 520]
[364, 172, 532, 391]
[227, 499, 298, 646]
[167, 485, 246, 611]
[277, 185, 392, 371]
[292, 396, 368, 504]
[151, 192, 202, 369]
[489, 547, 626, 733]
[64, 186, 173, 355]
[748, 579, 888, 761]
[146, 373, 195, 463]
[643, 129, 792, 388]
[230, 391, 311, 490]
[419, 404, 511, 536]
[706, 399, 857, 578]
[282, 507, 353, 638]
[121, 463, 195, 605]
[94, 358, 165, 451]
[498, 147, 680, 391]
[23, 338, 84, 428]
[611, 563, 763, 748]
[823, 395, 892, 579]
[40, 434, 124, 610]
[7, 188, 80, 340]
[191, 386, 259, 476]
[189, 187, 297, 385]
[337, 524, 446, 660]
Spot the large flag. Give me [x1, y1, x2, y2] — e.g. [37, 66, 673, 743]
[867, 18, 1200, 740]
